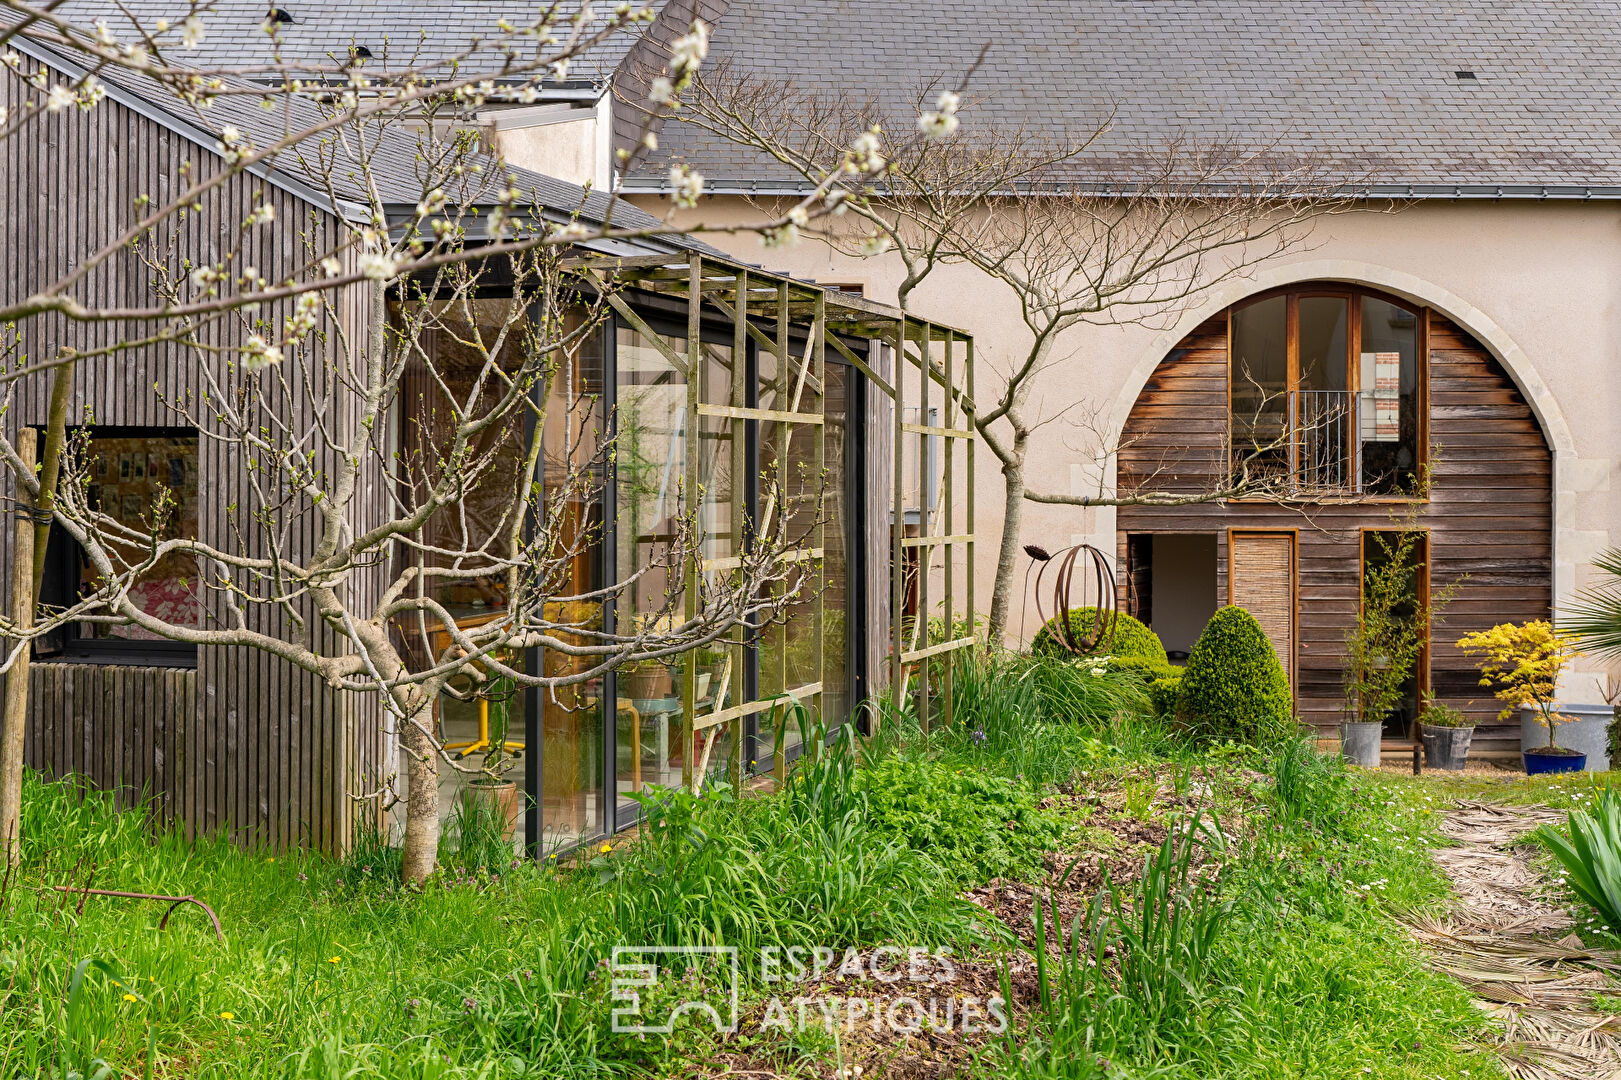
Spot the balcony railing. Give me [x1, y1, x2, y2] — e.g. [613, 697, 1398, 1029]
[1289, 390, 1358, 495]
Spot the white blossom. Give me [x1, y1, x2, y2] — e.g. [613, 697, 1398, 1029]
[320, 257, 343, 278]
[917, 89, 960, 141]
[859, 231, 891, 257]
[357, 251, 404, 281]
[762, 222, 800, 249]
[180, 15, 205, 49]
[416, 188, 447, 217]
[246, 203, 275, 226]
[668, 164, 703, 208]
[45, 84, 76, 112]
[648, 77, 675, 105]
[786, 204, 809, 227]
[847, 129, 886, 174]
[242, 334, 284, 370]
[93, 19, 117, 47]
[283, 291, 322, 344]
[668, 20, 708, 77]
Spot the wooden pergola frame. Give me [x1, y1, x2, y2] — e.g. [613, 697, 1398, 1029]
[576, 250, 975, 787]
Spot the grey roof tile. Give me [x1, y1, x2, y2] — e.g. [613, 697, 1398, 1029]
[624, 0, 1621, 191]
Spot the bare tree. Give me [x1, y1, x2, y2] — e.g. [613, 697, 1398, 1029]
[0, 3, 869, 879]
[655, 69, 1356, 644]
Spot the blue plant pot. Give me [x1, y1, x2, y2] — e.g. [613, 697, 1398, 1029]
[1524, 748, 1586, 775]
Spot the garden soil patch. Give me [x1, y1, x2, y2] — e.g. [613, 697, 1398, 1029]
[1415, 800, 1621, 1080]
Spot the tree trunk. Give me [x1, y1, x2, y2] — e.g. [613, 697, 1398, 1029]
[985, 449, 1026, 648]
[31, 361, 75, 597]
[0, 428, 39, 868]
[398, 698, 440, 886]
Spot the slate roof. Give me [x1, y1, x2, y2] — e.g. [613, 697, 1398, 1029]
[6, 17, 708, 255]
[621, 0, 1621, 197]
[51, 0, 667, 89]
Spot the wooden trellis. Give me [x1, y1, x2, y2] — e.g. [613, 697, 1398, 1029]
[577, 251, 974, 785]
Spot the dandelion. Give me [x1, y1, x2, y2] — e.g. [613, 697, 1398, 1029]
[122, 993, 137, 1002]
[219, 1011, 234, 1020]
[327, 956, 340, 964]
[599, 842, 612, 854]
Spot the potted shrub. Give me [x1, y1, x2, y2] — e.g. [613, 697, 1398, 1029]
[467, 669, 522, 840]
[1417, 694, 1474, 771]
[1342, 531, 1452, 768]
[622, 660, 673, 703]
[1457, 620, 1585, 774]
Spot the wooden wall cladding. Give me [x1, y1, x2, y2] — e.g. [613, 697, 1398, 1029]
[24, 664, 194, 826]
[1, 65, 389, 850]
[1117, 308, 1553, 759]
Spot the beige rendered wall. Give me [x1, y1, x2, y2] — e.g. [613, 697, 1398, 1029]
[634, 195, 1621, 699]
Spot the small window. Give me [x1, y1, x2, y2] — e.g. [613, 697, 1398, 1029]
[39, 427, 201, 665]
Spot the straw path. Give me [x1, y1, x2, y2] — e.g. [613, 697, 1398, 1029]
[1414, 801, 1621, 1080]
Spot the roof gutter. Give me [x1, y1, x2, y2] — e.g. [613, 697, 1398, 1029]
[618, 177, 1621, 201]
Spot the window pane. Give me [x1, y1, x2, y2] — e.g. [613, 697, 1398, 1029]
[80, 433, 201, 637]
[1230, 296, 1287, 477]
[1359, 299, 1420, 493]
[1298, 297, 1348, 392]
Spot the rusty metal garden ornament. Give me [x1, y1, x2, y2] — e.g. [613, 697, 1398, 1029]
[1031, 543, 1119, 656]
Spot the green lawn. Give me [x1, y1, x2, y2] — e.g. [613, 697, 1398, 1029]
[0, 653, 1553, 1078]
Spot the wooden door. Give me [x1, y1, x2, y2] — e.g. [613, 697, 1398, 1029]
[1227, 530, 1296, 686]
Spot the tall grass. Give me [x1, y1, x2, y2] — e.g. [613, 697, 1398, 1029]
[4, 656, 1501, 1080]
[942, 651, 1148, 787]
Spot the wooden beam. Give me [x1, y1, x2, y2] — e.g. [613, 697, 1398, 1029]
[681, 252, 701, 792]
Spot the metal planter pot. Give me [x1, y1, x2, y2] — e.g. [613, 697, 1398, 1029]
[1420, 725, 1473, 771]
[1340, 721, 1383, 768]
[1520, 704, 1613, 772]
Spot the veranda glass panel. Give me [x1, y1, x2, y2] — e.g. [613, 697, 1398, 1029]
[398, 299, 536, 851]
[614, 325, 690, 802]
[537, 318, 606, 851]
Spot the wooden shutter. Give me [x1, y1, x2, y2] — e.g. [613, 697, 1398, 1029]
[1228, 531, 1296, 685]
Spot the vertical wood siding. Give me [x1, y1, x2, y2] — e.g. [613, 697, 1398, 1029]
[1116, 309, 1552, 759]
[2, 66, 387, 849]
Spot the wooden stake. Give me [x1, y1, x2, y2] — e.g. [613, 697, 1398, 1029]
[1, 426, 39, 868]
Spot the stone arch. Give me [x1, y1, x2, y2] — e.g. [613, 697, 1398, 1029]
[1109, 259, 1573, 459]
